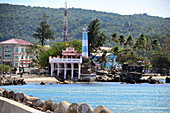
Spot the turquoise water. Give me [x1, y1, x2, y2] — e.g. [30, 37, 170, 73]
[1, 82, 170, 113]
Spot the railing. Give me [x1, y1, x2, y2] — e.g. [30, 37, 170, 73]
[49, 57, 82, 63]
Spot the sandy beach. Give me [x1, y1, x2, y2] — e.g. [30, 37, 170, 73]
[24, 77, 59, 82]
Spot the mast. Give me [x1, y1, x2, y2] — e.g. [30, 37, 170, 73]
[128, 15, 131, 36]
[63, 0, 67, 41]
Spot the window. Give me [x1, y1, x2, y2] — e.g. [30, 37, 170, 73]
[5, 55, 10, 59]
[15, 56, 18, 59]
[15, 48, 18, 53]
[5, 48, 11, 52]
[0, 48, 1, 52]
[25, 55, 28, 59]
[21, 55, 24, 59]
[21, 48, 24, 52]
[15, 63, 18, 67]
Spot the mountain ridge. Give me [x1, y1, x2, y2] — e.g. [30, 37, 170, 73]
[0, 3, 169, 44]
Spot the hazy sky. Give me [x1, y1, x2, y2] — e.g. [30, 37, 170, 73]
[0, 0, 170, 18]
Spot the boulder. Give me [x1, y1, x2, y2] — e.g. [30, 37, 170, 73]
[78, 103, 94, 113]
[51, 102, 59, 111]
[3, 89, 10, 98]
[13, 93, 19, 101]
[54, 107, 60, 113]
[43, 99, 54, 111]
[59, 101, 70, 113]
[45, 99, 54, 109]
[9, 91, 15, 98]
[165, 77, 170, 83]
[18, 92, 26, 102]
[93, 105, 112, 113]
[0, 88, 4, 92]
[67, 103, 79, 113]
[33, 98, 44, 108]
[0, 91, 3, 96]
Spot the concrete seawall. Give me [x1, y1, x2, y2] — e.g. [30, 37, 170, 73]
[0, 96, 43, 113]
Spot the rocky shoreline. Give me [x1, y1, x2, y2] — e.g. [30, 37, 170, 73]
[0, 88, 112, 113]
[0, 75, 26, 86]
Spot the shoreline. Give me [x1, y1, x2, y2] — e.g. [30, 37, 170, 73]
[23, 77, 59, 82]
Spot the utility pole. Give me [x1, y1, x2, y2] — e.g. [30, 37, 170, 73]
[63, 0, 68, 41]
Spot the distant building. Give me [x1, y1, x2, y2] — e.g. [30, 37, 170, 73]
[0, 39, 32, 68]
[49, 47, 82, 79]
[91, 47, 117, 69]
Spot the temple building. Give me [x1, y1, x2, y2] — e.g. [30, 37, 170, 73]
[49, 47, 82, 80]
[0, 39, 32, 68]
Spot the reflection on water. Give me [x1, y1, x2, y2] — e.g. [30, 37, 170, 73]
[1, 82, 170, 112]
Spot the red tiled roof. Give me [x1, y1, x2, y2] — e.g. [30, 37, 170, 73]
[0, 39, 32, 45]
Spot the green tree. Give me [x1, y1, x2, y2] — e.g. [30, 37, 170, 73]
[126, 35, 135, 48]
[32, 13, 54, 46]
[88, 19, 107, 54]
[111, 33, 119, 45]
[119, 35, 126, 47]
[152, 39, 161, 51]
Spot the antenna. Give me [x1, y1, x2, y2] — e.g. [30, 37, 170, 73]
[63, 0, 67, 41]
[129, 15, 131, 36]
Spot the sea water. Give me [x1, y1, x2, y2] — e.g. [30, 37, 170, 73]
[1, 82, 170, 113]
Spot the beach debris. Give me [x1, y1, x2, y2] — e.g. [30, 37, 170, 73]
[78, 103, 94, 113]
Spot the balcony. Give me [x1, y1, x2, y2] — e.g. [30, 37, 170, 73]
[49, 57, 82, 63]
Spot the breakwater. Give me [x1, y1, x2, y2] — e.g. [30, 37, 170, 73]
[0, 75, 26, 86]
[0, 88, 112, 113]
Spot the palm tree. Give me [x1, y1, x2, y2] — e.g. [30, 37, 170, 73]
[152, 39, 160, 51]
[119, 35, 126, 47]
[126, 35, 135, 48]
[111, 33, 119, 45]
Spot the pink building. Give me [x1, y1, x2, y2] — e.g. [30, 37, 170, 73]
[0, 39, 32, 68]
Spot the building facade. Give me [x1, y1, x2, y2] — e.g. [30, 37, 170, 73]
[49, 47, 82, 80]
[0, 39, 32, 69]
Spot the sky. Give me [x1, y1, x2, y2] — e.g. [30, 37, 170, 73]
[0, 0, 170, 18]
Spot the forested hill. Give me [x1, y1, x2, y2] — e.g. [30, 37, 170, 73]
[0, 4, 169, 44]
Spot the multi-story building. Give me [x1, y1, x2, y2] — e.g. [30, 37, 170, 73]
[0, 39, 32, 69]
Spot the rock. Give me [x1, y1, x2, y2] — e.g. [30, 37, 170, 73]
[93, 105, 112, 113]
[13, 93, 19, 101]
[64, 80, 71, 84]
[33, 99, 44, 108]
[78, 103, 94, 113]
[165, 77, 170, 83]
[46, 110, 53, 113]
[0, 91, 3, 96]
[18, 92, 26, 102]
[3, 89, 10, 98]
[9, 91, 15, 98]
[0, 88, 4, 92]
[43, 99, 54, 111]
[51, 102, 59, 111]
[54, 107, 60, 113]
[67, 103, 79, 113]
[59, 101, 70, 113]
[40, 82, 47, 85]
[45, 99, 54, 109]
